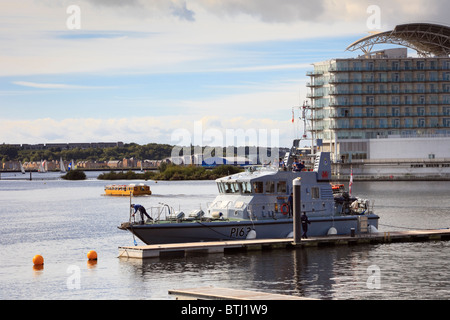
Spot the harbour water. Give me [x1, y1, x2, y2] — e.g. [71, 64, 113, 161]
[0, 172, 449, 300]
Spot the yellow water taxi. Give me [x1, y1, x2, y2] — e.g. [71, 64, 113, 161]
[104, 184, 152, 196]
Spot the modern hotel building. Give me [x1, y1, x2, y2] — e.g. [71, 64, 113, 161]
[306, 24, 450, 178]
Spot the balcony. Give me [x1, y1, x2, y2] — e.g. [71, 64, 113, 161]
[329, 123, 449, 130]
[306, 70, 324, 76]
[328, 65, 450, 73]
[328, 101, 450, 107]
[328, 77, 450, 84]
[329, 112, 450, 118]
[307, 92, 325, 98]
[329, 89, 450, 95]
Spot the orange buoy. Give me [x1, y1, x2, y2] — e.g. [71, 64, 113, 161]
[87, 250, 97, 260]
[33, 254, 44, 266]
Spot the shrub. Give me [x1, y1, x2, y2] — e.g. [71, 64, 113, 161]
[61, 169, 87, 180]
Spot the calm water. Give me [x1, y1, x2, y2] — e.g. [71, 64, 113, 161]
[0, 172, 449, 300]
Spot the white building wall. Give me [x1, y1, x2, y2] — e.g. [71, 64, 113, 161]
[369, 137, 450, 160]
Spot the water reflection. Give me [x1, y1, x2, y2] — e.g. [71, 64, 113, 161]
[119, 245, 381, 300]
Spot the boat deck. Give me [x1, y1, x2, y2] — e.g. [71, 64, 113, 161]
[118, 228, 450, 259]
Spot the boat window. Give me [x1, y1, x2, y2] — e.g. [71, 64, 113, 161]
[223, 182, 240, 193]
[265, 181, 275, 193]
[239, 181, 252, 194]
[223, 183, 233, 193]
[311, 187, 320, 199]
[276, 181, 287, 194]
[252, 181, 263, 194]
[217, 183, 224, 194]
[231, 182, 240, 193]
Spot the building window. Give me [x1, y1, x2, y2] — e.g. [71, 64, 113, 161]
[443, 60, 450, 70]
[392, 97, 400, 105]
[404, 118, 412, 128]
[392, 73, 400, 82]
[430, 60, 436, 70]
[418, 118, 425, 127]
[418, 96, 425, 105]
[404, 61, 411, 70]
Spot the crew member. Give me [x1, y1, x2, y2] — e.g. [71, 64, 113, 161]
[279, 157, 285, 170]
[131, 204, 152, 223]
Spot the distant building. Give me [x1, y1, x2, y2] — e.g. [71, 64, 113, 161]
[107, 160, 122, 168]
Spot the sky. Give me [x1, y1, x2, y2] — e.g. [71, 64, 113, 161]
[1, 0, 449, 148]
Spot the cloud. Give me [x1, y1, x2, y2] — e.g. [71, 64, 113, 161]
[3, 0, 448, 78]
[193, 0, 326, 23]
[0, 114, 298, 147]
[12, 81, 115, 89]
[170, 1, 195, 21]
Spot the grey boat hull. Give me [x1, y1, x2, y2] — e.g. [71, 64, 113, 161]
[122, 214, 379, 244]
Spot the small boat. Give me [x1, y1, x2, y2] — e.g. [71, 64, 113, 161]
[118, 147, 379, 244]
[20, 162, 26, 174]
[105, 183, 152, 196]
[60, 157, 66, 173]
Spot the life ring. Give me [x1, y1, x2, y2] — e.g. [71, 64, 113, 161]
[281, 203, 289, 215]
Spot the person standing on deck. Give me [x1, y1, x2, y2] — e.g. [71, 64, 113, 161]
[131, 204, 152, 223]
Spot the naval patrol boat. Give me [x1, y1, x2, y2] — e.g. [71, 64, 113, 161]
[118, 146, 379, 245]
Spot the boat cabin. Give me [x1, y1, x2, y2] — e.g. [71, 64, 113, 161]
[207, 152, 336, 221]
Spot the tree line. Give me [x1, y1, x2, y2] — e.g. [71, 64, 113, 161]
[0, 143, 174, 163]
[1, 143, 280, 163]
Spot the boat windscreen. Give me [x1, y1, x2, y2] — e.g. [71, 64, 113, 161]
[219, 182, 241, 194]
[239, 181, 252, 194]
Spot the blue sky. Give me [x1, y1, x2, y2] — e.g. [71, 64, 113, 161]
[1, 0, 448, 147]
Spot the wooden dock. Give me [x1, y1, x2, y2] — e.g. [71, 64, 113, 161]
[168, 286, 316, 300]
[118, 228, 450, 259]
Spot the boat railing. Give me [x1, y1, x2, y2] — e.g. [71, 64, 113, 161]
[148, 204, 174, 222]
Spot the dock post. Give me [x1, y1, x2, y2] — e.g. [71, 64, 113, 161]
[293, 178, 302, 244]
